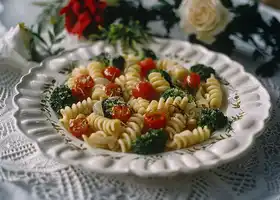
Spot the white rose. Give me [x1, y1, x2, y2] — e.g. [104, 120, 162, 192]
[179, 0, 232, 44]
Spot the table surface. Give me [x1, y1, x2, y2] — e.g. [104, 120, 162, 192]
[1, 1, 280, 200]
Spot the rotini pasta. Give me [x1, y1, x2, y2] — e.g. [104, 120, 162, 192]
[60, 97, 96, 128]
[87, 113, 122, 137]
[157, 59, 178, 70]
[165, 113, 187, 139]
[114, 75, 130, 101]
[146, 97, 190, 114]
[71, 66, 89, 77]
[91, 86, 108, 100]
[196, 86, 209, 108]
[83, 131, 119, 150]
[87, 61, 105, 81]
[205, 74, 223, 108]
[118, 113, 144, 152]
[148, 72, 170, 93]
[128, 98, 150, 114]
[167, 126, 211, 149]
[124, 63, 141, 93]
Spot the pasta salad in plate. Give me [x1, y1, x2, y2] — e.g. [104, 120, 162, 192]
[13, 38, 271, 176]
[50, 51, 229, 154]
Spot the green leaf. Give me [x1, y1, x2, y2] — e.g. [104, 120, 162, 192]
[32, 1, 50, 7]
[54, 36, 65, 43]
[48, 30, 55, 42]
[30, 31, 48, 46]
[52, 47, 65, 55]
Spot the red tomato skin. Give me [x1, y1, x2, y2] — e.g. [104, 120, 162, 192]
[112, 105, 132, 123]
[103, 66, 121, 81]
[75, 74, 94, 89]
[69, 117, 90, 137]
[132, 81, 157, 101]
[183, 72, 201, 88]
[105, 83, 122, 97]
[144, 111, 167, 129]
[139, 58, 156, 78]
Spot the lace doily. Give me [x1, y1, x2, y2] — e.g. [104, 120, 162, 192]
[0, 58, 280, 200]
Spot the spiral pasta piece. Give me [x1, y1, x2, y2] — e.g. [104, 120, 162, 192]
[83, 131, 119, 150]
[118, 113, 144, 152]
[60, 97, 96, 128]
[148, 72, 170, 93]
[165, 113, 187, 139]
[146, 97, 190, 114]
[123, 54, 141, 67]
[87, 113, 122, 136]
[66, 76, 75, 89]
[87, 61, 105, 81]
[124, 63, 141, 93]
[167, 126, 211, 149]
[71, 66, 89, 77]
[128, 98, 150, 114]
[157, 59, 178, 70]
[114, 75, 130, 101]
[196, 86, 209, 108]
[205, 74, 222, 108]
[91, 86, 108, 100]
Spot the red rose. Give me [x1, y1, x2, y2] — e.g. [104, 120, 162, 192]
[60, 0, 107, 37]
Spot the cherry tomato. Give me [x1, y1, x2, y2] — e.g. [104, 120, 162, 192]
[105, 83, 122, 97]
[75, 74, 94, 89]
[112, 105, 132, 123]
[183, 72, 201, 88]
[69, 117, 90, 137]
[103, 66, 121, 81]
[144, 111, 167, 129]
[139, 58, 156, 78]
[71, 87, 91, 101]
[132, 81, 157, 101]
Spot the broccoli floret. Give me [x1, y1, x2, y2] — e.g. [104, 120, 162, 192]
[50, 85, 77, 116]
[190, 64, 216, 81]
[148, 69, 173, 86]
[132, 129, 168, 155]
[102, 97, 126, 118]
[92, 52, 110, 66]
[111, 55, 125, 70]
[198, 108, 228, 131]
[161, 88, 186, 100]
[140, 48, 157, 60]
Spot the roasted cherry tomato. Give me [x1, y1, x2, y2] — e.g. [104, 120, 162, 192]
[71, 87, 91, 101]
[139, 58, 156, 78]
[75, 74, 95, 89]
[183, 72, 201, 89]
[103, 66, 121, 81]
[105, 83, 122, 97]
[112, 105, 132, 123]
[144, 111, 167, 129]
[132, 81, 157, 101]
[69, 117, 90, 137]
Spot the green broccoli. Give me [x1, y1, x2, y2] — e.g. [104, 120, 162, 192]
[190, 64, 216, 81]
[102, 97, 126, 118]
[147, 69, 173, 86]
[111, 55, 125, 70]
[198, 108, 228, 131]
[161, 88, 187, 100]
[132, 129, 168, 155]
[92, 52, 110, 66]
[50, 85, 77, 116]
[140, 48, 157, 60]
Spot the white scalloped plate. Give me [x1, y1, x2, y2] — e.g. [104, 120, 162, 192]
[13, 38, 271, 177]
